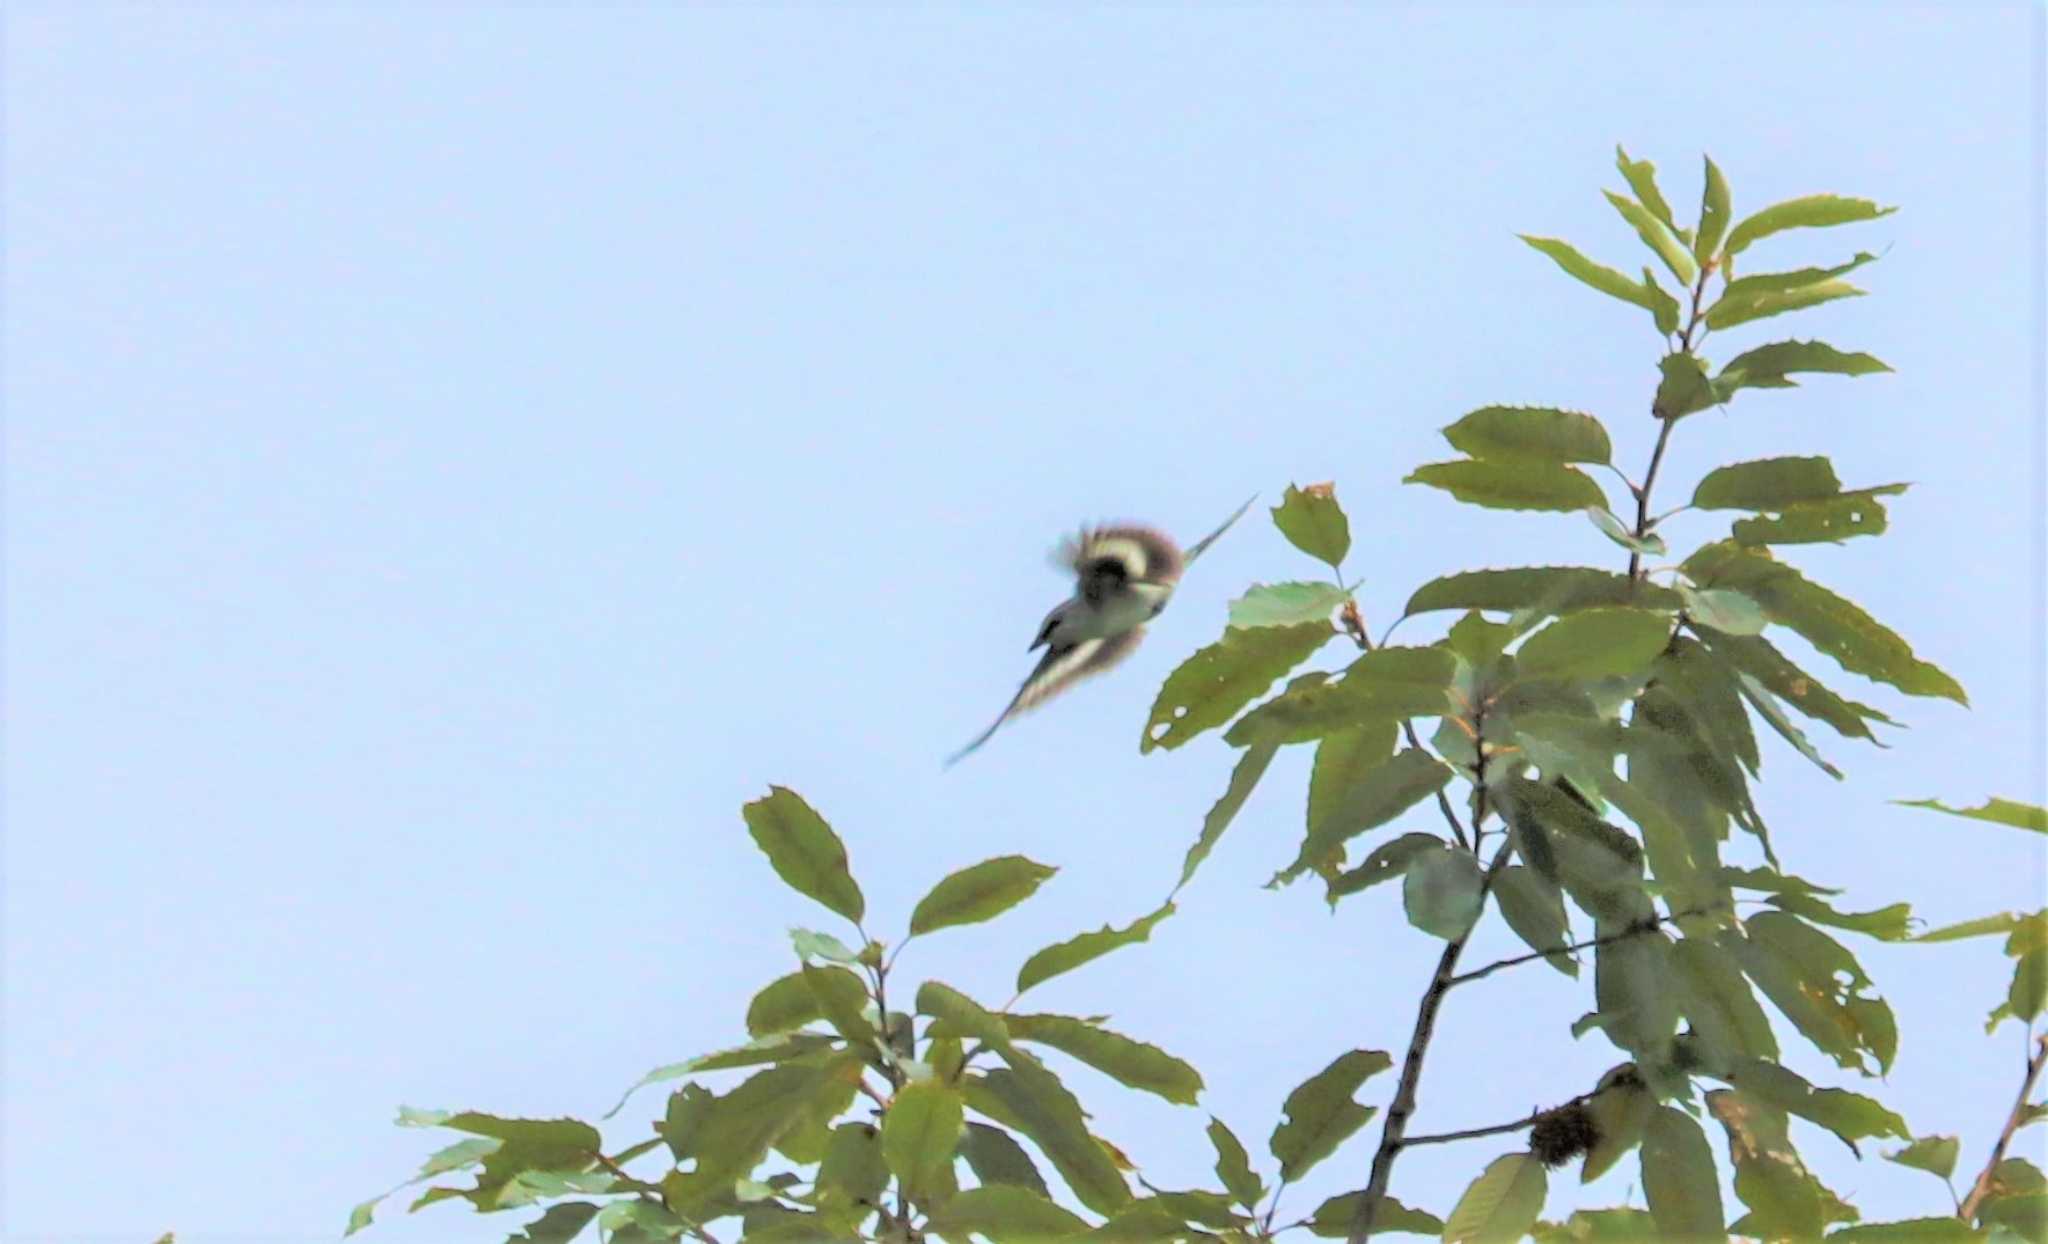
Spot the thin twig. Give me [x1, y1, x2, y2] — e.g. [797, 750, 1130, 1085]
[1958, 1031, 2048, 1221]
[1401, 1086, 1604, 1149]
[1446, 902, 1728, 988]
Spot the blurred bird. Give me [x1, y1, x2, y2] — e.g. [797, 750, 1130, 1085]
[945, 496, 1255, 766]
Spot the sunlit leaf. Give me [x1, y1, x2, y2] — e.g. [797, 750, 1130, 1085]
[1723, 193, 1896, 258]
[1407, 459, 1609, 512]
[1716, 339, 1892, 395]
[1829, 1218, 1989, 1242]
[1585, 506, 1666, 556]
[1443, 406, 1613, 465]
[1655, 352, 1720, 419]
[1706, 279, 1864, 330]
[1520, 234, 1665, 322]
[743, 787, 865, 924]
[1695, 155, 1732, 263]
[1616, 147, 1678, 230]
[1016, 903, 1176, 995]
[1605, 189, 1696, 285]
[1269, 1049, 1393, 1182]
[1207, 1116, 1265, 1212]
[1229, 581, 1353, 628]
[1445, 1153, 1548, 1244]
[1885, 1135, 1961, 1181]
[1895, 797, 2047, 835]
[1272, 482, 1353, 568]
[1693, 456, 1843, 510]
[1226, 647, 1455, 746]
[908, 855, 1057, 937]
[1734, 494, 1896, 545]
[1406, 567, 1680, 617]
[1143, 621, 1336, 752]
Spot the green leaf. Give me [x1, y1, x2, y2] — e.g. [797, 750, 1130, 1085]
[1708, 1089, 1842, 1241]
[1731, 917, 1888, 1074]
[1594, 924, 1679, 1063]
[1766, 893, 1915, 941]
[1723, 251, 1878, 299]
[1685, 541, 1968, 704]
[1142, 621, 1335, 752]
[1716, 339, 1892, 394]
[1016, 902, 1176, 995]
[1605, 190, 1697, 285]
[1680, 586, 1769, 637]
[790, 927, 861, 963]
[661, 1064, 838, 1216]
[1520, 234, 1665, 320]
[1642, 1106, 1726, 1241]
[1307, 722, 1402, 852]
[1229, 581, 1353, 628]
[1886, 1135, 1962, 1181]
[747, 967, 866, 1038]
[1693, 456, 1843, 510]
[1271, 482, 1352, 568]
[1207, 1116, 1265, 1212]
[1655, 352, 1720, 419]
[974, 1059, 1131, 1215]
[742, 787, 865, 924]
[1977, 1190, 2048, 1240]
[1516, 608, 1672, 682]
[1586, 506, 1666, 557]
[1642, 268, 1682, 337]
[1616, 146, 1679, 232]
[1327, 832, 1446, 904]
[1696, 629, 1893, 741]
[1406, 566, 1680, 617]
[1309, 1191, 1444, 1237]
[1734, 494, 1896, 545]
[802, 961, 878, 1048]
[916, 981, 1011, 1051]
[1724, 194, 1896, 258]
[815, 1121, 890, 1217]
[1279, 748, 1453, 884]
[1895, 797, 2047, 835]
[1403, 845, 1485, 940]
[508, 1203, 601, 1244]
[959, 1122, 1050, 1197]
[1269, 1049, 1393, 1182]
[1494, 865, 1577, 976]
[1444, 1152, 1548, 1244]
[1225, 647, 1456, 746]
[923, 1184, 1090, 1243]
[1915, 912, 2034, 944]
[908, 855, 1057, 937]
[1672, 936, 1779, 1064]
[1533, 1207, 1662, 1243]
[1722, 1057, 1910, 1154]
[881, 1079, 964, 1196]
[2010, 948, 2048, 1025]
[1443, 406, 1613, 465]
[1695, 155, 1732, 263]
[1407, 460, 1609, 512]
[1706, 279, 1864, 330]
[1178, 735, 1279, 891]
[1830, 1219, 1990, 1242]
[1007, 1013, 1203, 1105]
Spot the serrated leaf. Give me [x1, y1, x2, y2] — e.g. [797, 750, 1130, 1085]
[1642, 1106, 1726, 1240]
[1694, 456, 1844, 510]
[1655, 352, 1719, 419]
[1178, 734, 1279, 892]
[1443, 406, 1613, 465]
[1142, 621, 1335, 752]
[1016, 903, 1176, 995]
[1445, 1153, 1548, 1244]
[1729, 918, 1884, 1073]
[743, 787, 865, 924]
[1734, 493, 1896, 545]
[975, 1059, 1131, 1215]
[1407, 567, 1681, 616]
[1327, 832, 1446, 904]
[923, 1184, 1091, 1243]
[1272, 483, 1352, 567]
[1207, 1117, 1265, 1212]
[1896, 797, 2047, 835]
[1706, 279, 1864, 330]
[1606, 189, 1697, 285]
[1766, 893, 1914, 941]
[1408, 460, 1608, 512]
[881, 1079, 964, 1196]
[1404, 845, 1485, 940]
[1724, 194, 1896, 257]
[1226, 647, 1456, 746]
[908, 855, 1057, 937]
[1724, 251, 1878, 300]
[1521, 234, 1664, 321]
[1722, 1057, 1910, 1154]
[1279, 748, 1453, 884]
[747, 966, 866, 1038]
[1685, 541, 1967, 704]
[1717, 339, 1892, 394]
[1585, 506, 1667, 556]
[1309, 1191, 1444, 1238]
[1269, 1049, 1393, 1182]
[1494, 865, 1577, 976]
[1886, 1136, 1962, 1181]
[916, 980, 1011, 1051]
[1616, 147, 1678, 231]
[1007, 1013, 1203, 1105]
[1516, 608, 1672, 682]
[959, 1122, 1050, 1198]
[1229, 580, 1353, 628]
[1698, 629, 1892, 742]
[1695, 155, 1732, 263]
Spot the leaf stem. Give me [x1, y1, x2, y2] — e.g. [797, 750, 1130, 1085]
[1958, 1030, 2048, 1221]
[1340, 602, 1471, 852]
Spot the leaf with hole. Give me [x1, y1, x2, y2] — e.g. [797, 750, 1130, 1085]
[1143, 622, 1335, 752]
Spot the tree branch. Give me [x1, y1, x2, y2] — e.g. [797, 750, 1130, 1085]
[1958, 1031, 2048, 1222]
[1400, 1086, 1604, 1149]
[1446, 902, 1727, 988]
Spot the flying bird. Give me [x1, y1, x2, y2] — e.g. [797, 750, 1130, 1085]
[945, 496, 1256, 766]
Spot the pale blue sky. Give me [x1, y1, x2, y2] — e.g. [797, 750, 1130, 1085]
[4, 4, 2043, 1241]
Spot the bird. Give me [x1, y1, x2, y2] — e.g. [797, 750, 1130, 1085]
[945, 496, 1256, 766]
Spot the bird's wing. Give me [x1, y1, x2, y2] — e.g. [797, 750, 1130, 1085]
[943, 627, 1148, 767]
[1061, 526, 1184, 603]
[1182, 494, 1258, 566]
